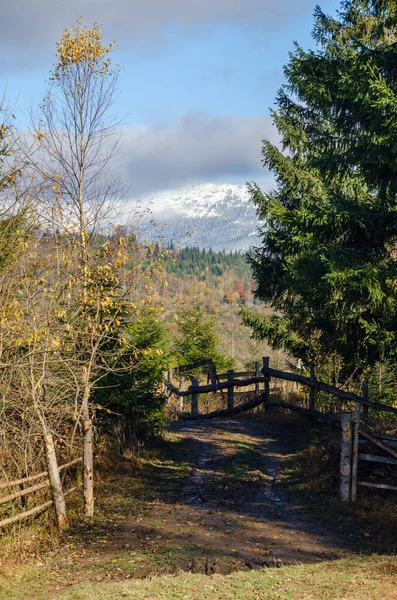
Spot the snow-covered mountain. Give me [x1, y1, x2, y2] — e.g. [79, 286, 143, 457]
[135, 183, 262, 252]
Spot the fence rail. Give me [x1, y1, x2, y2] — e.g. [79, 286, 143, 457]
[0, 457, 82, 493]
[0, 457, 82, 529]
[166, 359, 397, 418]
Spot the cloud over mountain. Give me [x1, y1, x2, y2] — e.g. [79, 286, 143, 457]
[120, 113, 277, 198]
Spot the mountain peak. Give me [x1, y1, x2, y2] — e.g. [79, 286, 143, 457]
[135, 183, 260, 252]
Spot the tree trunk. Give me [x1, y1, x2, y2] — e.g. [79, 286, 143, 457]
[44, 433, 69, 531]
[82, 402, 94, 517]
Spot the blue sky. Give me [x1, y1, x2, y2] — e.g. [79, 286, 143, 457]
[1, 0, 342, 198]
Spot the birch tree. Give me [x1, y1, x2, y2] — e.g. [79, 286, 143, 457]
[29, 20, 123, 517]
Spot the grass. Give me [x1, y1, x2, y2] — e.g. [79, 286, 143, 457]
[1, 555, 397, 599]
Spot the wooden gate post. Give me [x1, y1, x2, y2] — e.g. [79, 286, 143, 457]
[340, 412, 353, 502]
[178, 376, 185, 412]
[309, 363, 316, 410]
[210, 363, 217, 386]
[350, 402, 360, 502]
[362, 381, 369, 422]
[190, 376, 199, 417]
[227, 370, 234, 411]
[255, 361, 260, 396]
[262, 357, 270, 412]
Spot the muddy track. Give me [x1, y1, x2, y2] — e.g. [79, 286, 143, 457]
[169, 418, 354, 570]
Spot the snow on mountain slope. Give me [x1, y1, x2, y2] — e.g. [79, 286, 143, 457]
[134, 183, 262, 252]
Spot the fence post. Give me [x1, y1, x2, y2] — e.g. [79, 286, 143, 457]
[262, 357, 270, 395]
[227, 370, 234, 411]
[362, 381, 369, 422]
[309, 362, 315, 410]
[350, 402, 360, 502]
[340, 412, 353, 502]
[262, 357, 270, 411]
[190, 376, 199, 417]
[210, 363, 217, 386]
[255, 361, 260, 396]
[178, 376, 185, 412]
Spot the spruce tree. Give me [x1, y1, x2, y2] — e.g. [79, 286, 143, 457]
[174, 304, 233, 374]
[241, 0, 397, 377]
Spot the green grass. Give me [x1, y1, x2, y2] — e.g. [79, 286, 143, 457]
[2, 555, 397, 600]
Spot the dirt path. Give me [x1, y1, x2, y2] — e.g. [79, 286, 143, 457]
[40, 418, 355, 596]
[167, 419, 354, 569]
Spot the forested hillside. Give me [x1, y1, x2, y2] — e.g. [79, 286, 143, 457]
[157, 246, 277, 369]
[164, 246, 253, 305]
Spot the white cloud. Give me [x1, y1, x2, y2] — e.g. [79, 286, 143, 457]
[118, 113, 277, 197]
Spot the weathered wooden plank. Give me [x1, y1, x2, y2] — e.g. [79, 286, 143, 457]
[0, 470, 48, 492]
[164, 380, 190, 397]
[263, 357, 270, 412]
[351, 403, 360, 502]
[372, 433, 397, 443]
[218, 371, 255, 380]
[359, 439, 397, 448]
[263, 357, 270, 396]
[358, 481, 397, 492]
[174, 360, 213, 374]
[210, 363, 217, 387]
[177, 376, 266, 395]
[340, 413, 352, 502]
[59, 457, 82, 471]
[190, 376, 199, 417]
[169, 360, 397, 420]
[227, 370, 234, 410]
[359, 453, 397, 466]
[359, 430, 397, 460]
[64, 482, 83, 496]
[0, 479, 50, 506]
[0, 500, 53, 529]
[0, 482, 83, 529]
[255, 362, 260, 396]
[261, 365, 397, 416]
[0, 457, 82, 493]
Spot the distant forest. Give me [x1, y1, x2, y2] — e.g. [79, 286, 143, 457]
[164, 246, 253, 304]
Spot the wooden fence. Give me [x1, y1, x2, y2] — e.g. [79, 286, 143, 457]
[165, 357, 397, 502]
[0, 457, 82, 529]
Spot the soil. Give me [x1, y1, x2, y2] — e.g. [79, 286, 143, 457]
[39, 418, 356, 596]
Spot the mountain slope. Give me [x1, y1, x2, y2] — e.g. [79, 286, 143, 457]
[136, 183, 262, 251]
